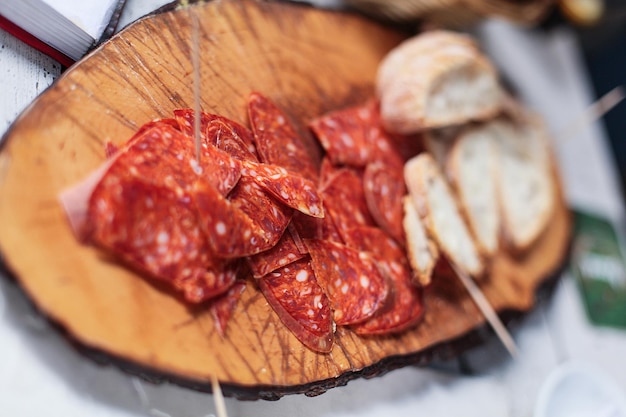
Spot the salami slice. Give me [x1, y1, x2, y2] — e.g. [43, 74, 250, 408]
[246, 232, 305, 278]
[258, 258, 334, 353]
[205, 118, 259, 162]
[363, 161, 407, 245]
[320, 168, 374, 237]
[210, 279, 247, 338]
[318, 156, 336, 188]
[248, 92, 318, 182]
[292, 204, 343, 244]
[173, 109, 259, 160]
[305, 238, 388, 326]
[308, 102, 375, 167]
[342, 226, 424, 334]
[88, 177, 236, 303]
[192, 177, 288, 258]
[110, 123, 241, 197]
[362, 100, 406, 168]
[241, 161, 324, 218]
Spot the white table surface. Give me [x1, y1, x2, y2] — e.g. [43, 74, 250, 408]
[2, 2, 626, 416]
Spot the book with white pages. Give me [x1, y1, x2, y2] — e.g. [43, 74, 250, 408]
[0, 0, 126, 67]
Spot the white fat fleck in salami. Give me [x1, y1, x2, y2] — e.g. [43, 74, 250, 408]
[215, 222, 226, 236]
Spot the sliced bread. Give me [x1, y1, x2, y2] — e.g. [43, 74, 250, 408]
[402, 195, 439, 286]
[445, 123, 501, 258]
[404, 153, 485, 278]
[377, 30, 505, 134]
[491, 115, 556, 252]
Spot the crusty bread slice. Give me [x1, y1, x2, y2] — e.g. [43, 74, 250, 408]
[422, 126, 459, 171]
[376, 30, 505, 134]
[402, 196, 439, 286]
[404, 153, 485, 278]
[491, 115, 556, 252]
[446, 123, 501, 258]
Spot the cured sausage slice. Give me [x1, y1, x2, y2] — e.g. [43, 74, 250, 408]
[342, 226, 424, 335]
[258, 258, 334, 353]
[292, 205, 344, 244]
[241, 161, 324, 218]
[308, 103, 375, 167]
[318, 156, 337, 188]
[205, 118, 259, 162]
[305, 239, 388, 326]
[363, 161, 406, 245]
[173, 109, 259, 160]
[199, 140, 243, 197]
[192, 176, 290, 258]
[248, 92, 318, 182]
[247, 232, 305, 278]
[320, 168, 374, 237]
[210, 279, 247, 338]
[88, 177, 236, 303]
[111, 123, 241, 197]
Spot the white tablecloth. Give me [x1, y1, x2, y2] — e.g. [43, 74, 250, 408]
[1, 2, 625, 416]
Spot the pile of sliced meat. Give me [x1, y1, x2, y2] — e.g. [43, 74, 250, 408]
[60, 92, 425, 353]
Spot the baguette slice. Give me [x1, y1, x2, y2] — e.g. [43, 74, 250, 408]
[377, 30, 505, 134]
[446, 123, 501, 258]
[404, 153, 485, 278]
[402, 196, 439, 286]
[422, 126, 460, 170]
[492, 115, 556, 252]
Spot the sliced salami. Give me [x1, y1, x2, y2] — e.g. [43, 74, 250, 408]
[363, 161, 407, 245]
[205, 118, 259, 162]
[305, 238, 388, 326]
[292, 204, 343, 244]
[320, 167, 374, 237]
[248, 92, 318, 182]
[246, 232, 305, 278]
[308, 102, 375, 167]
[210, 279, 247, 338]
[111, 123, 241, 197]
[342, 226, 424, 335]
[363, 100, 406, 168]
[192, 176, 289, 258]
[258, 258, 334, 353]
[88, 177, 235, 303]
[318, 156, 337, 188]
[173, 109, 259, 161]
[241, 161, 324, 218]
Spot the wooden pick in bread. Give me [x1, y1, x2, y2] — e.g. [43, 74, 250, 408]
[376, 30, 505, 134]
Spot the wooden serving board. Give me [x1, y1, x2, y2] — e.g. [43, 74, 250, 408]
[0, 0, 570, 399]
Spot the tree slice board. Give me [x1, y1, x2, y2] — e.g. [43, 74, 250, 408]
[0, 0, 570, 400]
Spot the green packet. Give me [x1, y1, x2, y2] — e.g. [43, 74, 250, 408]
[570, 209, 626, 329]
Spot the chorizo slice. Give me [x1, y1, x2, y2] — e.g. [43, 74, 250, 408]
[305, 238, 388, 326]
[258, 258, 334, 353]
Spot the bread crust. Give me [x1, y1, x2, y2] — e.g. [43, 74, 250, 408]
[377, 30, 504, 134]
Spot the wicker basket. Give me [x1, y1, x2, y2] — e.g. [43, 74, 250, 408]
[344, 0, 555, 28]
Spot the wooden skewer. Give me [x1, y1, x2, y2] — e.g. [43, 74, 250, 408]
[190, 7, 202, 163]
[211, 375, 229, 417]
[557, 85, 624, 141]
[449, 262, 519, 358]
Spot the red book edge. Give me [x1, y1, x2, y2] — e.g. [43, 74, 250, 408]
[0, 14, 75, 68]
[0, 0, 127, 70]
